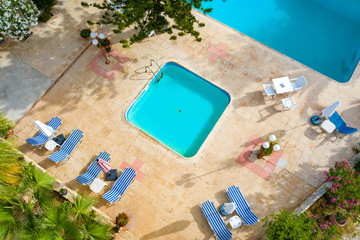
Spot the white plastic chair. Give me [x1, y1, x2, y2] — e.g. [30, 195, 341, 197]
[280, 97, 297, 112]
[290, 76, 307, 93]
[148, 30, 156, 41]
[263, 83, 276, 100]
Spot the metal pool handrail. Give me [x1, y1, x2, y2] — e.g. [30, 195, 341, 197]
[149, 59, 163, 82]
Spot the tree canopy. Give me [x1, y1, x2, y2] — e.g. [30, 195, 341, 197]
[0, 0, 39, 41]
[81, 0, 214, 47]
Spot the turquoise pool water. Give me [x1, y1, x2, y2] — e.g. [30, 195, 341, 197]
[200, 0, 360, 83]
[126, 62, 230, 158]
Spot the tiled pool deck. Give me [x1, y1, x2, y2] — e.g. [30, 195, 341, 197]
[3, 1, 360, 239]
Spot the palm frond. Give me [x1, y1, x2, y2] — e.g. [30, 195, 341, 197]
[0, 112, 14, 138]
[41, 201, 81, 239]
[71, 195, 96, 220]
[0, 140, 23, 185]
[81, 217, 112, 240]
[32, 168, 55, 191]
[0, 207, 16, 239]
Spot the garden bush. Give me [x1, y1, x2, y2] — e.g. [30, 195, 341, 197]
[324, 159, 360, 223]
[262, 208, 338, 240]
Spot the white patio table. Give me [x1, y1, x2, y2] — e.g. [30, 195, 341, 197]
[89, 178, 107, 194]
[272, 76, 294, 95]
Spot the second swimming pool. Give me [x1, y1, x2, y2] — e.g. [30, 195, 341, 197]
[200, 0, 360, 83]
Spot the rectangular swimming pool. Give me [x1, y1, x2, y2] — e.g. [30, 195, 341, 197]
[200, 0, 360, 83]
[126, 62, 230, 158]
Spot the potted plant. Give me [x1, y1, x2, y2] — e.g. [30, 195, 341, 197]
[80, 29, 91, 39]
[115, 212, 128, 231]
[330, 212, 346, 226]
[59, 187, 68, 196]
[257, 135, 280, 159]
[105, 46, 111, 53]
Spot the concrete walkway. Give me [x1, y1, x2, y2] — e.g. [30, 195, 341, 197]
[0, 52, 53, 122]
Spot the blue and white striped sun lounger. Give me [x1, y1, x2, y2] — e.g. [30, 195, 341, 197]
[201, 201, 232, 240]
[26, 116, 62, 148]
[227, 185, 258, 225]
[76, 151, 110, 185]
[103, 167, 136, 204]
[49, 129, 83, 163]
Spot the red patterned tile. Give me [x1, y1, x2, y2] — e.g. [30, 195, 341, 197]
[87, 50, 129, 80]
[236, 135, 282, 181]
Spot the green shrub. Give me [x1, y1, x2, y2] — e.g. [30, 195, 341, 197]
[262, 208, 338, 240]
[32, 0, 56, 14]
[38, 12, 53, 22]
[80, 29, 91, 38]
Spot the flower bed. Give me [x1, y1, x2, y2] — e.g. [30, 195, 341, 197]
[262, 158, 360, 239]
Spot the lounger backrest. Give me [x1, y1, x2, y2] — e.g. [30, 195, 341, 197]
[227, 185, 258, 225]
[329, 111, 346, 128]
[227, 185, 250, 211]
[32, 116, 62, 142]
[201, 201, 232, 240]
[47, 116, 62, 131]
[112, 167, 136, 194]
[87, 151, 110, 176]
[60, 129, 83, 154]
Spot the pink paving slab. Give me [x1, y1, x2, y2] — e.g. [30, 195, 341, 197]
[87, 50, 129, 80]
[216, 43, 228, 51]
[207, 45, 217, 53]
[237, 134, 282, 181]
[219, 52, 229, 60]
[207, 43, 230, 62]
[119, 160, 146, 182]
[209, 54, 219, 63]
[132, 159, 144, 170]
[120, 161, 131, 170]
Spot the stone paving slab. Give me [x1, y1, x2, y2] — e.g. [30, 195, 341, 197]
[0, 52, 53, 122]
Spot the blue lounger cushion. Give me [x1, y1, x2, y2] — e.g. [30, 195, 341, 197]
[26, 116, 62, 146]
[49, 129, 83, 163]
[76, 151, 110, 185]
[103, 167, 136, 203]
[329, 111, 358, 134]
[201, 201, 232, 240]
[227, 185, 258, 225]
